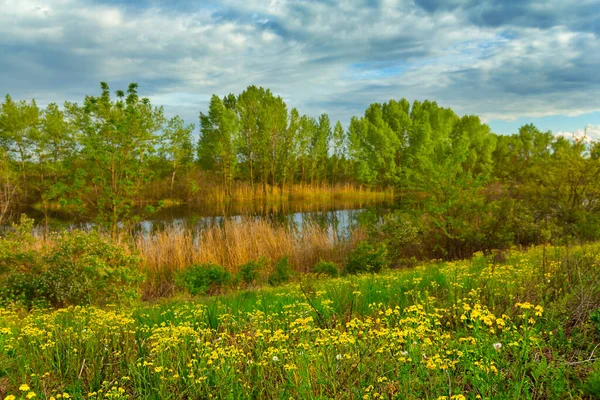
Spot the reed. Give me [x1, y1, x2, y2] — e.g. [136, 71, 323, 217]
[182, 178, 394, 206]
[135, 218, 365, 298]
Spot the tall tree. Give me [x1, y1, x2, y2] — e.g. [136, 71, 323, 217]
[161, 116, 195, 198]
[68, 82, 165, 237]
[0, 95, 40, 196]
[198, 95, 239, 197]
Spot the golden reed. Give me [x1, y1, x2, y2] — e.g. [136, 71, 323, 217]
[135, 218, 365, 298]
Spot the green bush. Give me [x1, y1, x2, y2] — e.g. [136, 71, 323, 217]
[368, 212, 420, 266]
[345, 242, 388, 275]
[0, 220, 143, 308]
[237, 257, 266, 285]
[312, 260, 339, 277]
[268, 256, 293, 286]
[176, 263, 231, 295]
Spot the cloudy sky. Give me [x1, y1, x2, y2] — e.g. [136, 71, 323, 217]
[1, 0, 599, 138]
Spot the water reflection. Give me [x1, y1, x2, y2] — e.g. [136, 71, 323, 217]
[8, 198, 392, 239]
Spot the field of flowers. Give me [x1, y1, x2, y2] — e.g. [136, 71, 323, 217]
[1, 244, 600, 399]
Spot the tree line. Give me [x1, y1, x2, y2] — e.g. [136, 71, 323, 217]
[1, 82, 600, 253]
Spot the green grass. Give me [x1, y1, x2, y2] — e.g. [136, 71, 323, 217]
[1, 243, 600, 399]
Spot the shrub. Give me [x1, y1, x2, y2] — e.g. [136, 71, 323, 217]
[268, 256, 293, 286]
[368, 212, 420, 266]
[0, 223, 143, 308]
[176, 263, 231, 295]
[345, 241, 388, 275]
[237, 257, 266, 285]
[312, 260, 339, 277]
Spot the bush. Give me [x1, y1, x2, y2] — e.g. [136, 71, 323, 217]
[345, 242, 388, 275]
[268, 256, 293, 286]
[312, 260, 339, 277]
[237, 257, 266, 285]
[368, 212, 420, 266]
[0, 221, 143, 308]
[176, 263, 231, 295]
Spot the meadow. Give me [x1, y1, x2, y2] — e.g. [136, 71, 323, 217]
[1, 242, 600, 399]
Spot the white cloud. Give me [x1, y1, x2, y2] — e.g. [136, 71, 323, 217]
[556, 125, 600, 143]
[0, 0, 598, 128]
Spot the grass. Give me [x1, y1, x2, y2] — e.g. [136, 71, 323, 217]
[1, 243, 600, 399]
[136, 218, 365, 298]
[143, 172, 395, 209]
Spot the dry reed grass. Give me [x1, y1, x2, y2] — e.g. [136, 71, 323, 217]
[176, 173, 394, 206]
[135, 218, 365, 297]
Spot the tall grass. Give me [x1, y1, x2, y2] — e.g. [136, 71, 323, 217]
[135, 218, 365, 298]
[143, 170, 394, 206]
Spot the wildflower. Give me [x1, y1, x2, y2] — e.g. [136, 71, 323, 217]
[272, 355, 279, 362]
[336, 354, 342, 360]
[493, 342, 502, 350]
[5, 396, 16, 400]
[26, 393, 37, 399]
[535, 305, 544, 317]
[19, 385, 31, 392]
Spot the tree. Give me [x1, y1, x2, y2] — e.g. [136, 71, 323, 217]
[0, 148, 17, 224]
[161, 116, 194, 198]
[198, 95, 239, 197]
[34, 103, 78, 230]
[308, 113, 331, 185]
[0, 95, 40, 196]
[331, 121, 346, 184]
[68, 82, 165, 238]
[236, 86, 262, 192]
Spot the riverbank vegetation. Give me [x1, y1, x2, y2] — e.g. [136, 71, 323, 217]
[2, 82, 599, 253]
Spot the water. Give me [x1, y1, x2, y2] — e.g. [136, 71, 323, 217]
[6, 198, 393, 238]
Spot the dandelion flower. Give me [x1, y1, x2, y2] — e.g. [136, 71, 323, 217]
[493, 342, 502, 350]
[19, 385, 31, 392]
[272, 355, 279, 362]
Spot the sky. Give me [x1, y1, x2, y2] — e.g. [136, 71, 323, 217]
[0, 0, 599, 139]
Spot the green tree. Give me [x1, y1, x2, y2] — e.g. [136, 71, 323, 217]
[68, 82, 165, 238]
[198, 95, 239, 197]
[161, 116, 194, 198]
[0, 95, 40, 196]
[331, 121, 346, 184]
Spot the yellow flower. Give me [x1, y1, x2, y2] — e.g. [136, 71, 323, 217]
[5, 395, 16, 400]
[535, 305, 544, 316]
[19, 384, 31, 392]
[26, 393, 37, 399]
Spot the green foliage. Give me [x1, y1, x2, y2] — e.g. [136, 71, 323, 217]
[268, 256, 293, 286]
[66, 82, 165, 237]
[345, 241, 388, 275]
[237, 257, 267, 285]
[312, 260, 339, 277]
[2, 82, 600, 262]
[175, 263, 231, 295]
[368, 212, 420, 266]
[0, 218, 142, 307]
[584, 363, 600, 399]
[591, 309, 600, 335]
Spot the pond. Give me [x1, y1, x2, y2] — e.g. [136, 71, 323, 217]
[10, 198, 394, 239]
